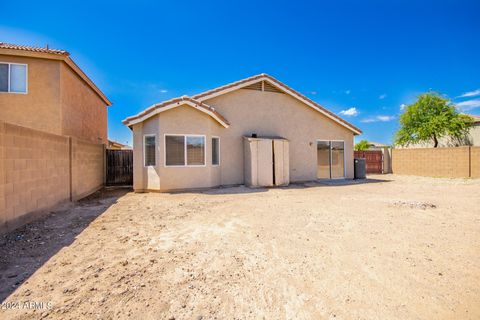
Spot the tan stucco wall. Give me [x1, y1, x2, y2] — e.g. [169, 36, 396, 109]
[132, 89, 355, 191]
[60, 63, 108, 144]
[132, 105, 222, 191]
[0, 121, 105, 234]
[470, 124, 480, 146]
[0, 55, 62, 135]
[0, 54, 108, 144]
[206, 89, 355, 183]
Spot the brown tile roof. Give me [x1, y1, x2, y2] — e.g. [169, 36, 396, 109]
[467, 114, 480, 123]
[123, 96, 230, 128]
[193, 73, 362, 134]
[0, 42, 69, 55]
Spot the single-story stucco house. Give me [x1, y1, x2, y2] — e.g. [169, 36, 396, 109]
[123, 74, 362, 192]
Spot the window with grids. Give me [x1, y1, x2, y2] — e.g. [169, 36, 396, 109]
[0, 63, 27, 93]
[212, 137, 220, 165]
[165, 135, 205, 166]
[144, 135, 156, 166]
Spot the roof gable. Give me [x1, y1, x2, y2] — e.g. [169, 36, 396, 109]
[193, 74, 361, 135]
[123, 74, 362, 135]
[123, 96, 229, 128]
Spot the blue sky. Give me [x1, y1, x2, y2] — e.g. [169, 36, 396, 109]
[1, 0, 479, 145]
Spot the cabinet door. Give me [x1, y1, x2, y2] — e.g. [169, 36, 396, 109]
[257, 139, 273, 186]
[273, 140, 289, 186]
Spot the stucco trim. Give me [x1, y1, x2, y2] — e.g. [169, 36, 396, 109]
[193, 74, 362, 135]
[123, 97, 230, 128]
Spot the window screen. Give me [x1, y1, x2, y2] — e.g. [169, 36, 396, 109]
[165, 135, 185, 166]
[317, 141, 331, 179]
[212, 137, 220, 165]
[10, 64, 27, 93]
[187, 136, 205, 165]
[144, 135, 156, 166]
[0, 64, 8, 92]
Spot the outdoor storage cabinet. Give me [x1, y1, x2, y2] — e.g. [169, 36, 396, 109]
[243, 136, 289, 187]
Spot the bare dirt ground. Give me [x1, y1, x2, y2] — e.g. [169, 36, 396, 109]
[1, 175, 479, 320]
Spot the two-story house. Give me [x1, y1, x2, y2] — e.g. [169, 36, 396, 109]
[0, 42, 111, 143]
[0, 42, 111, 234]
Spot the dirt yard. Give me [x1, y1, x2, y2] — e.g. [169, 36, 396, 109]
[1, 175, 479, 320]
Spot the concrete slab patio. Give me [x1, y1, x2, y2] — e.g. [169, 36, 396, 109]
[1, 175, 479, 319]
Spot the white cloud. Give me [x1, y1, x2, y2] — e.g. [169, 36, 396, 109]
[458, 89, 480, 98]
[379, 94, 387, 100]
[360, 115, 395, 123]
[377, 115, 395, 121]
[345, 90, 351, 95]
[456, 99, 480, 111]
[160, 89, 168, 93]
[400, 103, 407, 111]
[339, 107, 358, 116]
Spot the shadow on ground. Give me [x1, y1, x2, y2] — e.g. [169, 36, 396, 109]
[179, 177, 393, 196]
[310, 177, 392, 187]
[0, 188, 130, 302]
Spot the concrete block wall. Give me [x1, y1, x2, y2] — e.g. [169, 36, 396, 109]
[71, 138, 105, 201]
[392, 147, 479, 178]
[471, 147, 480, 178]
[0, 121, 105, 234]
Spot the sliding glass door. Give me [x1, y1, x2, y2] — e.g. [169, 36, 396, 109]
[331, 141, 345, 178]
[317, 140, 345, 179]
[317, 141, 331, 179]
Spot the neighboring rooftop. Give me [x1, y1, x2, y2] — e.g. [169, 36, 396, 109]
[467, 114, 480, 123]
[107, 139, 132, 150]
[367, 141, 389, 148]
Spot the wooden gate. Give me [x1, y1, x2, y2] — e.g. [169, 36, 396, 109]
[354, 150, 383, 174]
[106, 149, 133, 186]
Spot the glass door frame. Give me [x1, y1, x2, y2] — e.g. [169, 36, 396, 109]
[316, 139, 346, 179]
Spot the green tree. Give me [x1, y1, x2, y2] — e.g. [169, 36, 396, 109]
[395, 92, 474, 148]
[355, 140, 370, 151]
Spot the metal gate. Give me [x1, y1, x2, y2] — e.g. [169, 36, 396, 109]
[354, 150, 383, 174]
[106, 149, 133, 186]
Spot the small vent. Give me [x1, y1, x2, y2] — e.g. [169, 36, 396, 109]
[242, 81, 285, 94]
[243, 81, 263, 91]
[263, 81, 284, 94]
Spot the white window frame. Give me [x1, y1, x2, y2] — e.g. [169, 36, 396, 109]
[212, 136, 220, 166]
[164, 134, 207, 167]
[316, 139, 346, 179]
[0, 62, 28, 94]
[143, 134, 156, 167]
